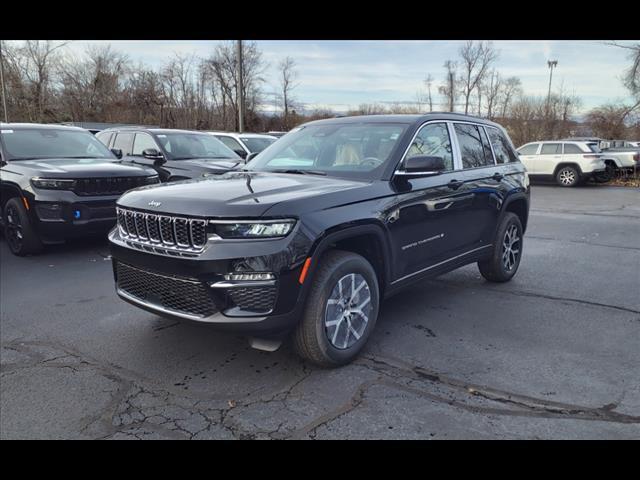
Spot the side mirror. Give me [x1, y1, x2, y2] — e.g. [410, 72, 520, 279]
[234, 149, 248, 159]
[399, 155, 445, 176]
[143, 148, 165, 164]
[246, 152, 259, 163]
[111, 148, 123, 159]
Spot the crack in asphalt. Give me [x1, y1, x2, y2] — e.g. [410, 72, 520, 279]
[527, 235, 640, 252]
[434, 279, 640, 315]
[2, 332, 639, 439]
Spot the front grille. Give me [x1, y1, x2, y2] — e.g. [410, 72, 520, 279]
[116, 262, 217, 318]
[228, 286, 277, 313]
[73, 176, 157, 196]
[117, 207, 208, 253]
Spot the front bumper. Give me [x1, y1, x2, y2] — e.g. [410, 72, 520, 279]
[109, 226, 314, 335]
[33, 198, 118, 241]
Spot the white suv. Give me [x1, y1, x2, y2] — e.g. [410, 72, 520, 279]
[208, 132, 277, 160]
[517, 141, 607, 187]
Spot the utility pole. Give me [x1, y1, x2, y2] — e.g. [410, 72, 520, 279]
[547, 60, 558, 105]
[0, 40, 9, 123]
[237, 40, 244, 133]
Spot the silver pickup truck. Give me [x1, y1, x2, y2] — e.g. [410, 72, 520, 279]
[600, 147, 640, 174]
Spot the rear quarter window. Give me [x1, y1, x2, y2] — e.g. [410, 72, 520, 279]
[563, 143, 585, 154]
[488, 127, 519, 163]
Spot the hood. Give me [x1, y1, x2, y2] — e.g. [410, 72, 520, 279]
[117, 171, 371, 218]
[17, 158, 156, 177]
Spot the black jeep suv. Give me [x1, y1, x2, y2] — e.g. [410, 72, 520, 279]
[96, 127, 243, 182]
[109, 114, 530, 366]
[0, 123, 159, 255]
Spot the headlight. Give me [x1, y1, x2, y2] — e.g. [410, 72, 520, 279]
[215, 220, 295, 239]
[31, 177, 77, 190]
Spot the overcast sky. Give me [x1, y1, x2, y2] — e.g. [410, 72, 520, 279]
[61, 40, 637, 114]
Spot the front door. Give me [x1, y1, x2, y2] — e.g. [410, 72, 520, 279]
[387, 122, 476, 281]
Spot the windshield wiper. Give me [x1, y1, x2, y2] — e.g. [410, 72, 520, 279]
[269, 168, 327, 176]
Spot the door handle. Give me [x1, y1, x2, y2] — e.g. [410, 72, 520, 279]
[447, 179, 464, 190]
[492, 172, 504, 181]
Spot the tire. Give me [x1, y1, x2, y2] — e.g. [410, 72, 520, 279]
[593, 164, 615, 184]
[478, 212, 523, 283]
[293, 250, 380, 367]
[3, 198, 43, 256]
[555, 166, 580, 187]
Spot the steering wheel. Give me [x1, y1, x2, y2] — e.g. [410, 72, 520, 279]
[361, 157, 383, 167]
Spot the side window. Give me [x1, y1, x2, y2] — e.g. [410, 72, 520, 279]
[479, 127, 495, 165]
[132, 133, 159, 155]
[95, 131, 112, 147]
[112, 133, 134, 155]
[517, 143, 539, 155]
[406, 122, 453, 171]
[453, 123, 493, 169]
[540, 143, 561, 155]
[216, 136, 243, 152]
[563, 143, 583, 154]
[488, 128, 519, 164]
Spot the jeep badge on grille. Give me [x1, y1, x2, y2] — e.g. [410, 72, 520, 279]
[148, 201, 162, 207]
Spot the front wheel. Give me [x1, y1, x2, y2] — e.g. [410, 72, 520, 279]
[293, 250, 379, 367]
[478, 212, 523, 283]
[3, 198, 43, 256]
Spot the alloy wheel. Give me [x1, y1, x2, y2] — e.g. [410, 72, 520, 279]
[5, 204, 23, 253]
[502, 223, 520, 272]
[559, 168, 576, 186]
[324, 273, 372, 350]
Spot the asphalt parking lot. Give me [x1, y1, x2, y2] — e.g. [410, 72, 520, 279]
[1, 184, 639, 439]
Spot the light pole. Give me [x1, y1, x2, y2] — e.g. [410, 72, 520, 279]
[237, 40, 244, 133]
[547, 60, 558, 104]
[0, 40, 9, 123]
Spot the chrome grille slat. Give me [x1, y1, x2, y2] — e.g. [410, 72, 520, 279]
[160, 216, 175, 245]
[190, 220, 207, 248]
[134, 212, 148, 239]
[117, 207, 207, 255]
[146, 214, 161, 242]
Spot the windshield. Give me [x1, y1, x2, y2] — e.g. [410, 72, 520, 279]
[155, 133, 240, 160]
[240, 136, 276, 153]
[245, 123, 408, 180]
[0, 128, 115, 161]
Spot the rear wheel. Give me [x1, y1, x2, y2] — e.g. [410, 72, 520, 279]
[478, 212, 523, 283]
[293, 250, 379, 367]
[556, 166, 580, 187]
[3, 198, 43, 256]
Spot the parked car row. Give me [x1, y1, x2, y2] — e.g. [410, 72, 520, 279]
[0, 123, 279, 255]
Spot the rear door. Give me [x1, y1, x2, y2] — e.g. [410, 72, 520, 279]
[453, 122, 505, 248]
[538, 143, 562, 174]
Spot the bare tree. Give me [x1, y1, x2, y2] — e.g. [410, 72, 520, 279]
[58, 45, 129, 122]
[498, 76, 522, 119]
[424, 74, 434, 112]
[458, 41, 498, 115]
[278, 56, 299, 129]
[207, 41, 266, 131]
[439, 61, 458, 112]
[483, 69, 502, 120]
[10, 40, 68, 121]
